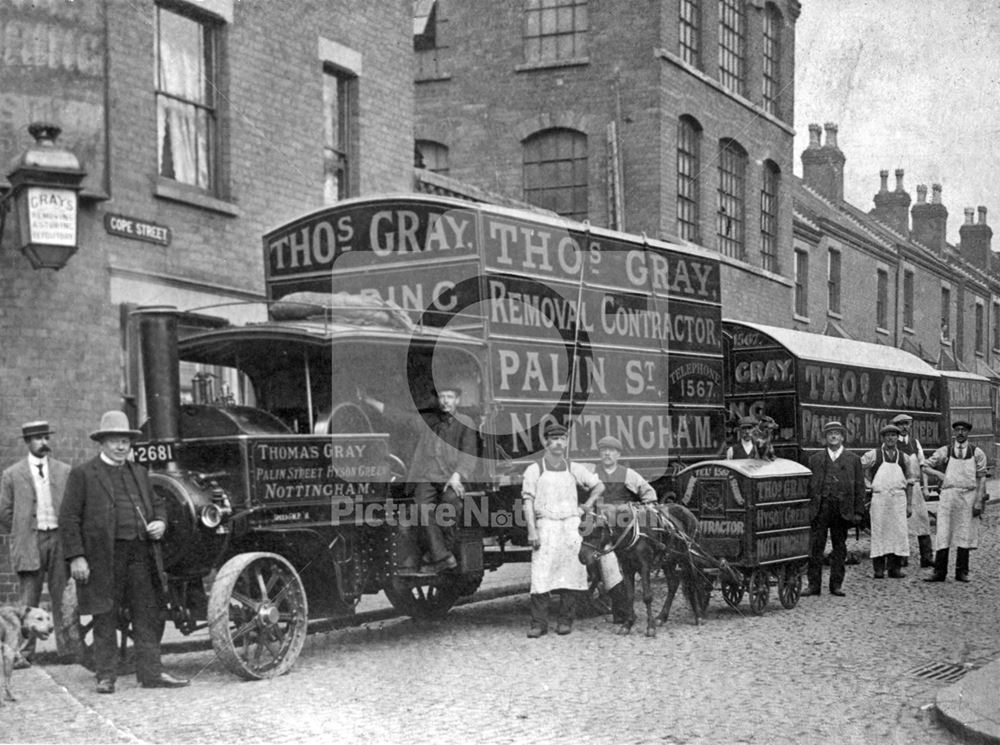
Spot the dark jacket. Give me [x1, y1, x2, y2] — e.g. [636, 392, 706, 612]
[59, 456, 166, 616]
[807, 448, 866, 522]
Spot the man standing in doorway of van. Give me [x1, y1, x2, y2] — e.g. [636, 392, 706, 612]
[891, 413, 935, 568]
[921, 420, 988, 582]
[803, 421, 866, 597]
[726, 416, 760, 459]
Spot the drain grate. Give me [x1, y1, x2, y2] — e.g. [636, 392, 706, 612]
[907, 661, 975, 683]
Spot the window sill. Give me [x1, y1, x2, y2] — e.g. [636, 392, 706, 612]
[793, 313, 810, 324]
[903, 326, 915, 335]
[515, 56, 589, 73]
[876, 326, 890, 336]
[827, 309, 843, 320]
[416, 73, 452, 83]
[154, 179, 241, 217]
[976, 350, 986, 359]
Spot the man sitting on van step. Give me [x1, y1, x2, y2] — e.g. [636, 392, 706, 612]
[359, 382, 477, 575]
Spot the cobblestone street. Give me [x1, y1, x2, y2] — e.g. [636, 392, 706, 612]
[4, 511, 998, 744]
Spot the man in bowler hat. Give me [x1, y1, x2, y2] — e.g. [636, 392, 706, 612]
[0, 421, 74, 666]
[803, 421, 866, 597]
[60, 411, 189, 693]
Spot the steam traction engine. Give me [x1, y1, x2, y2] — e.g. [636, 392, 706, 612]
[133, 305, 492, 680]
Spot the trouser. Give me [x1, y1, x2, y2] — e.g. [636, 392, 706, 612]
[807, 497, 850, 590]
[399, 483, 462, 566]
[93, 540, 163, 684]
[17, 530, 71, 660]
[530, 591, 579, 629]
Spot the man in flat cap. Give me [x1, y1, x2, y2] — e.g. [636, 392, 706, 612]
[60, 411, 188, 693]
[0, 421, 74, 666]
[861, 424, 916, 580]
[921, 420, 988, 582]
[726, 416, 761, 460]
[891, 413, 934, 568]
[592, 434, 656, 626]
[804, 421, 866, 597]
[521, 421, 604, 637]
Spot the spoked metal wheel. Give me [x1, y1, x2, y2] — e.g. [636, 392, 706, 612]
[747, 568, 770, 616]
[208, 552, 308, 680]
[777, 562, 803, 609]
[721, 580, 744, 608]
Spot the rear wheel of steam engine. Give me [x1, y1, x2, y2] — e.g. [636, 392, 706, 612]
[208, 552, 308, 680]
[384, 573, 481, 620]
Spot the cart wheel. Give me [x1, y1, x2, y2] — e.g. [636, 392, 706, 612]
[777, 563, 802, 609]
[748, 569, 769, 615]
[208, 552, 308, 681]
[721, 580, 744, 608]
[384, 573, 477, 620]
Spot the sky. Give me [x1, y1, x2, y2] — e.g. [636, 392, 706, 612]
[794, 0, 1000, 244]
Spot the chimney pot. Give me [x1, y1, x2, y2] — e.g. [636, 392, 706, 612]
[894, 169, 905, 191]
[823, 122, 839, 149]
[965, 208, 975, 225]
[808, 124, 822, 148]
[879, 170, 889, 192]
[931, 183, 942, 205]
[978, 206, 988, 224]
[916, 184, 927, 204]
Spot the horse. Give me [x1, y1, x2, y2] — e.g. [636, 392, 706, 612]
[578, 502, 734, 637]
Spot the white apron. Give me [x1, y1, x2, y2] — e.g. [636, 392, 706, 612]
[531, 462, 588, 594]
[937, 451, 980, 549]
[869, 452, 910, 557]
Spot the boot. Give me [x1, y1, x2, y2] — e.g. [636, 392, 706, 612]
[918, 535, 934, 568]
[556, 591, 578, 635]
[955, 548, 971, 582]
[872, 555, 886, 579]
[887, 555, 906, 579]
[527, 593, 549, 637]
[923, 548, 948, 582]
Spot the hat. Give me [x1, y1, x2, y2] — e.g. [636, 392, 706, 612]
[543, 422, 568, 439]
[890, 413, 913, 425]
[597, 435, 623, 451]
[879, 424, 901, 436]
[737, 416, 757, 428]
[435, 380, 463, 395]
[952, 419, 973, 431]
[21, 421, 52, 439]
[89, 410, 142, 442]
[822, 421, 845, 434]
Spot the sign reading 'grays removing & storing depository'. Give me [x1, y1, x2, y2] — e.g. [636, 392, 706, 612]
[104, 213, 172, 246]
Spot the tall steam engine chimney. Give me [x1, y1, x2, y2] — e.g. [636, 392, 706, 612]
[136, 306, 182, 446]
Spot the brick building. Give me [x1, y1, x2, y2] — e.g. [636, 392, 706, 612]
[794, 122, 1000, 377]
[414, 0, 801, 325]
[0, 0, 413, 601]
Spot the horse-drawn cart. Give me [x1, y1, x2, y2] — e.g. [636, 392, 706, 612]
[676, 459, 812, 615]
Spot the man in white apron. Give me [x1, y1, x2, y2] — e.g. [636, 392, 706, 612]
[861, 424, 915, 579]
[891, 413, 934, 568]
[921, 420, 988, 582]
[522, 422, 604, 638]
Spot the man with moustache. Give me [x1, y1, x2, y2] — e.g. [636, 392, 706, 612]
[921, 420, 989, 582]
[522, 422, 604, 637]
[860, 424, 915, 580]
[891, 413, 935, 568]
[0, 421, 74, 666]
[803, 421, 866, 597]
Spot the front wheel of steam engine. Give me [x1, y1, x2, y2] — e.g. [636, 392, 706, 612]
[208, 552, 308, 680]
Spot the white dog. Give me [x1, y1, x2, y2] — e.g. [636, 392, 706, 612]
[0, 606, 54, 705]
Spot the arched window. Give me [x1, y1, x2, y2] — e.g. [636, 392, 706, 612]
[415, 140, 449, 175]
[679, 0, 701, 68]
[716, 139, 746, 259]
[760, 160, 780, 271]
[677, 116, 702, 242]
[762, 4, 782, 116]
[718, 0, 746, 95]
[522, 128, 588, 220]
